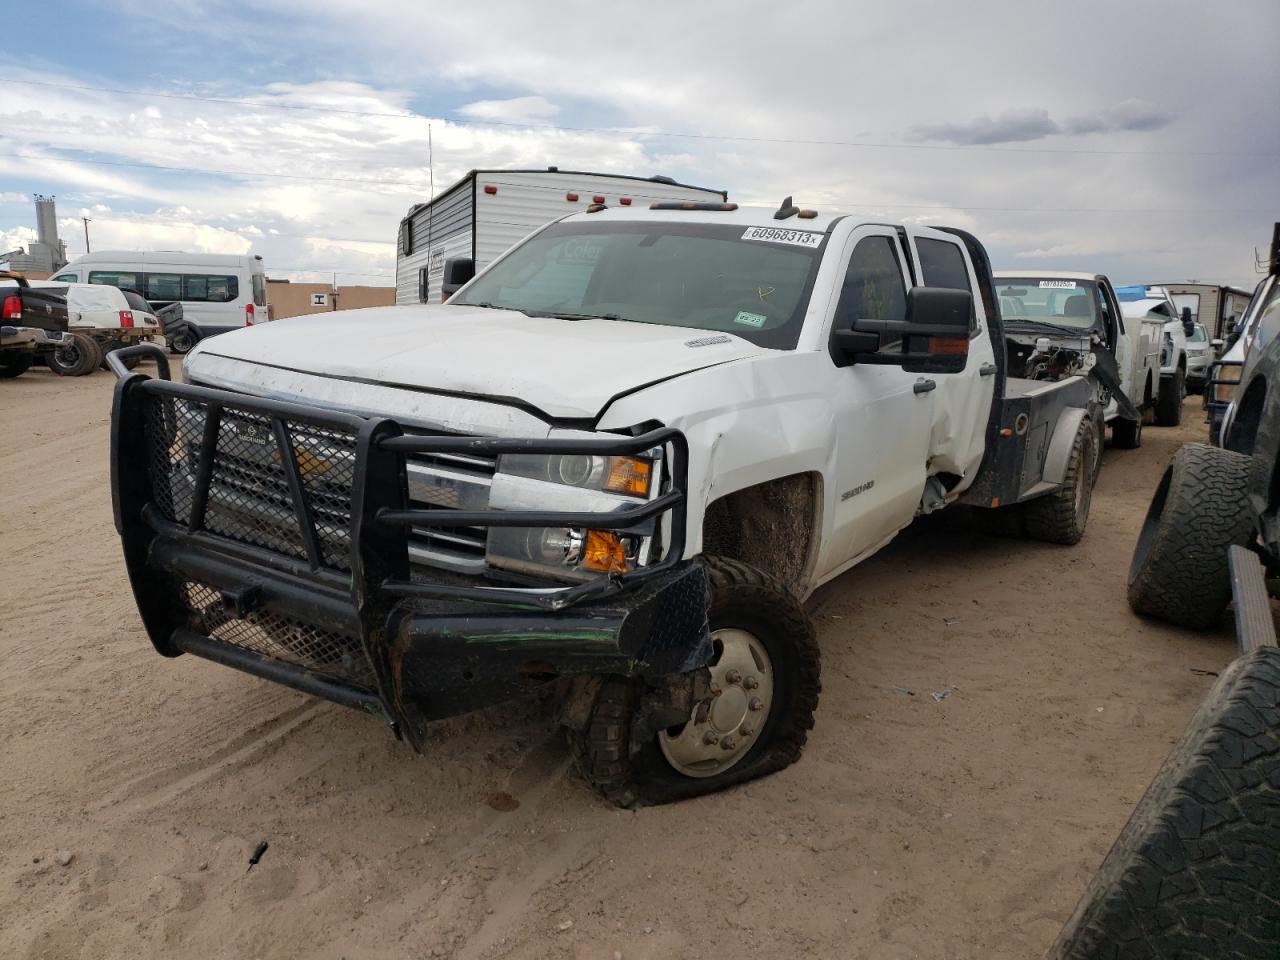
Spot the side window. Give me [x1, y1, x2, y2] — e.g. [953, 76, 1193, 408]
[916, 237, 977, 332]
[834, 235, 908, 353]
[1095, 285, 1122, 336]
[419, 267, 430, 303]
[147, 273, 182, 301]
[182, 274, 238, 302]
[52, 272, 78, 282]
[89, 270, 140, 289]
[400, 219, 413, 256]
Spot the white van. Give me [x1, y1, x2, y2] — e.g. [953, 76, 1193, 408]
[52, 251, 270, 352]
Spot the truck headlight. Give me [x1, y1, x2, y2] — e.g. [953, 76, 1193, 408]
[484, 450, 660, 581]
[498, 453, 654, 498]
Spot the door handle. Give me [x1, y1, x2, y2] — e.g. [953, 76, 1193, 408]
[980, 362, 997, 377]
[913, 378, 937, 394]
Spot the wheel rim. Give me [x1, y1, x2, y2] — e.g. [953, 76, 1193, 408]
[52, 344, 80, 369]
[658, 628, 774, 778]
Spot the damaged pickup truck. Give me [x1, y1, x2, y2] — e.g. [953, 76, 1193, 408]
[109, 200, 1108, 806]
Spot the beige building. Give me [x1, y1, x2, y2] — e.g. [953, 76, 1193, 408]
[267, 280, 395, 319]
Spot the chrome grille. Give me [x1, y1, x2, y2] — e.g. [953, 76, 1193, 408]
[403, 444, 496, 575]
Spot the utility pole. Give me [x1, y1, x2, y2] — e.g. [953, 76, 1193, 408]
[82, 217, 92, 253]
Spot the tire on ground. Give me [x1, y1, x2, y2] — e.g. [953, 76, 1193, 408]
[0, 352, 34, 378]
[569, 555, 820, 808]
[1155, 369, 1185, 426]
[1111, 415, 1142, 449]
[1049, 647, 1280, 958]
[47, 332, 103, 377]
[1128, 443, 1255, 630]
[168, 329, 197, 354]
[1024, 417, 1096, 545]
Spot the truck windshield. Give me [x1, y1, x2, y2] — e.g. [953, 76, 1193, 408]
[996, 279, 1099, 330]
[451, 221, 828, 349]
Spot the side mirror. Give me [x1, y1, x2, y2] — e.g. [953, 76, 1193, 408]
[1180, 305, 1194, 337]
[440, 258, 475, 301]
[832, 286, 972, 373]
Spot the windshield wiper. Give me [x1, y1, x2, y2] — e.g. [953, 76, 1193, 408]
[1004, 319, 1091, 336]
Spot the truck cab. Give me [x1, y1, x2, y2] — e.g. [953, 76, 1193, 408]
[106, 202, 1102, 804]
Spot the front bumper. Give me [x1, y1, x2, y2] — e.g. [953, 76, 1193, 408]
[109, 345, 709, 749]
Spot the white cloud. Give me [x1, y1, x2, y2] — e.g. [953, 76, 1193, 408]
[457, 96, 559, 124]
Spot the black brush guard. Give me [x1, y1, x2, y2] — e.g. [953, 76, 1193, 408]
[107, 345, 709, 749]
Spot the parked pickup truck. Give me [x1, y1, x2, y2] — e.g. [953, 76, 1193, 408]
[0, 271, 71, 378]
[107, 201, 1106, 805]
[995, 271, 1158, 448]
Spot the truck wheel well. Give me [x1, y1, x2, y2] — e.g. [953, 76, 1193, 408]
[701, 473, 821, 597]
[1225, 378, 1266, 456]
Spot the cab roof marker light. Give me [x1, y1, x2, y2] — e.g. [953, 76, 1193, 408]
[592, 195, 606, 204]
[566, 192, 579, 202]
[648, 202, 739, 211]
[797, 209, 819, 219]
[619, 197, 632, 205]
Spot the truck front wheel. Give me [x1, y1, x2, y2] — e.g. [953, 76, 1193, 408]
[1154, 369, 1185, 426]
[1127, 443, 1255, 629]
[569, 556, 820, 807]
[1024, 418, 1096, 545]
[47, 333, 103, 377]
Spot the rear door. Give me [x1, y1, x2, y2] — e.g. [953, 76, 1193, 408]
[903, 228, 997, 488]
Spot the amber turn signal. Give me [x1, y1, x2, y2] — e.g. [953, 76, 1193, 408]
[581, 530, 629, 573]
[604, 457, 652, 497]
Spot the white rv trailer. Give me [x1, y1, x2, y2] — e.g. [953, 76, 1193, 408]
[395, 168, 727, 305]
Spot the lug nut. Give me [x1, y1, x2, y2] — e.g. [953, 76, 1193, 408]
[702, 731, 719, 746]
[720, 736, 737, 751]
[748, 697, 764, 712]
[739, 724, 754, 736]
[725, 669, 742, 684]
[743, 676, 759, 690]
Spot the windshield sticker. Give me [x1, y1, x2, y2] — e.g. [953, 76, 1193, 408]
[741, 226, 823, 248]
[734, 311, 767, 328]
[685, 334, 733, 348]
[1038, 280, 1077, 289]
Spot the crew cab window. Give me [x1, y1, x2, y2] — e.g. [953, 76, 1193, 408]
[916, 237, 976, 331]
[89, 270, 140, 289]
[52, 272, 78, 282]
[835, 236, 907, 351]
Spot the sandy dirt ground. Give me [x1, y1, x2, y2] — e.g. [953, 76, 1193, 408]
[1, 367, 1235, 959]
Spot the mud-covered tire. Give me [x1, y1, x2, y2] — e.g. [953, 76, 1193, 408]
[1112, 416, 1143, 449]
[1128, 443, 1255, 630]
[47, 332, 102, 376]
[569, 556, 820, 808]
[0, 352, 34, 378]
[1049, 647, 1280, 959]
[1155, 370, 1185, 426]
[1024, 418, 1096, 545]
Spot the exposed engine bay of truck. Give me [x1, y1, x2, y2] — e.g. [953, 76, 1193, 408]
[1004, 331, 1094, 382]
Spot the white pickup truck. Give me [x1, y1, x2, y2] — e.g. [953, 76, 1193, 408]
[995, 271, 1159, 448]
[106, 200, 1108, 806]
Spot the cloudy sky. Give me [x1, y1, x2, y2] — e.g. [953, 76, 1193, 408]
[2, 0, 1277, 287]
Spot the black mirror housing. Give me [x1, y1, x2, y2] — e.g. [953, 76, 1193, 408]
[832, 286, 972, 373]
[440, 258, 476, 300]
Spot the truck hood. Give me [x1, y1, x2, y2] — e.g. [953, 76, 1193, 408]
[189, 303, 767, 421]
